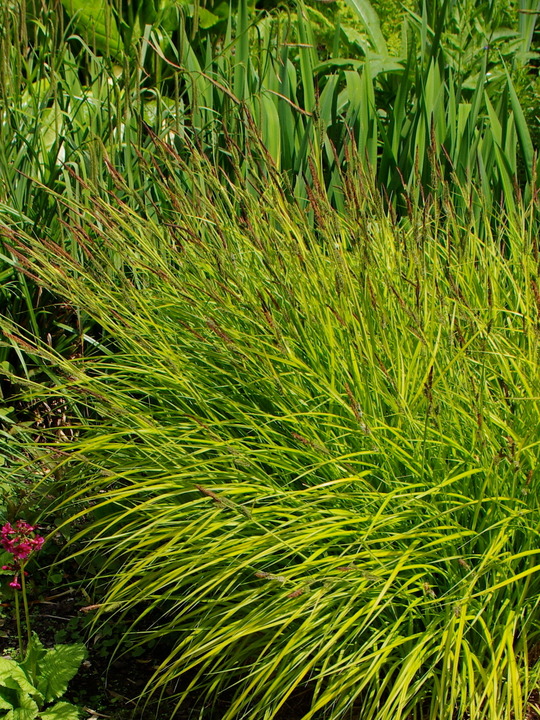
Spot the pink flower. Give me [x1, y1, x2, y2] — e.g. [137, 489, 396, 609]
[1, 521, 44, 557]
[1, 521, 44, 591]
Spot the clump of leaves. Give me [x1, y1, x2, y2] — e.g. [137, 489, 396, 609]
[0, 634, 86, 720]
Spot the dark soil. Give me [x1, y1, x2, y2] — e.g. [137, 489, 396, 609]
[0, 587, 196, 720]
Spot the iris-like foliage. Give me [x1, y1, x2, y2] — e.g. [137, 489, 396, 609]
[2, 148, 540, 719]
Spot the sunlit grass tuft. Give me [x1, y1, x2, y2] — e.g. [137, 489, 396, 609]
[2, 149, 540, 719]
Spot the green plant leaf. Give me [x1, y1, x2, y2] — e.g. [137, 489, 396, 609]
[0, 688, 14, 710]
[340, 25, 370, 53]
[505, 70, 534, 183]
[258, 92, 281, 167]
[4, 692, 39, 720]
[0, 659, 37, 696]
[138, 0, 159, 27]
[341, 0, 387, 55]
[198, 7, 221, 28]
[36, 646, 87, 704]
[61, 0, 123, 56]
[20, 635, 48, 684]
[39, 702, 81, 720]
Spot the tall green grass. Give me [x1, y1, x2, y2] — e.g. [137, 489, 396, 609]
[3, 148, 540, 719]
[1, 0, 538, 381]
[1, 0, 538, 220]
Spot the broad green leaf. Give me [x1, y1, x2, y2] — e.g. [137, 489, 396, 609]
[517, 0, 540, 64]
[359, 61, 377, 168]
[139, 0, 159, 26]
[61, 0, 123, 57]
[0, 688, 14, 710]
[160, 1, 182, 32]
[20, 635, 48, 683]
[314, 57, 402, 77]
[493, 143, 517, 213]
[341, 0, 387, 55]
[198, 8, 221, 29]
[505, 70, 534, 182]
[167, 0, 220, 28]
[4, 693, 39, 720]
[36, 646, 87, 704]
[39, 105, 63, 156]
[212, 1, 230, 21]
[39, 702, 81, 720]
[0, 659, 37, 696]
[484, 93, 502, 147]
[340, 25, 370, 53]
[259, 93, 281, 169]
[296, 0, 317, 112]
[233, 0, 249, 102]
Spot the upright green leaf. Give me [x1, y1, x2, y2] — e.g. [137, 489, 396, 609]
[0, 690, 14, 711]
[4, 693, 39, 720]
[61, 0, 123, 57]
[233, 0, 249, 102]
[517, 0, 540, 65]
[258, 92, 282, 168]
[295, 0, 317, 113]
[506, 71, 534, 183]
[341, 0, 388, 55]
[0, 659, 37, 697]
[36, 645, 87, 704]
[139, 0, 159, 27]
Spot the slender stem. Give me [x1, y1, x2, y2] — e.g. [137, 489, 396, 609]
[13, 589, 23, 659]
[20, 563, 32, 655]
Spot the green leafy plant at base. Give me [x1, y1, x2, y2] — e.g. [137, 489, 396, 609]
[2, 145, 540, 719]
[0, 522, 86, 720]
[0, 635, 87, 720]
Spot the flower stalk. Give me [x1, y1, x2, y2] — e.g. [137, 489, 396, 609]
[1, 520, 44, 658]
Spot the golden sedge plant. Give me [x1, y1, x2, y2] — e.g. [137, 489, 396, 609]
[2, 149, 540, 719]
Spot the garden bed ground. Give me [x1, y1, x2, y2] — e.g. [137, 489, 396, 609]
[0, 587, 312, 719]
[1, 590, 539, 720]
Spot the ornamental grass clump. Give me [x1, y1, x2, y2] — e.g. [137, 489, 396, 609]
[2, 151, 540, 719]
